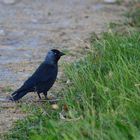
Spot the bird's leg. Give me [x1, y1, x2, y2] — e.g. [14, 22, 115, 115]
[43, 92, 55, 104]
[43, 92, 59, 104]
[34, 87, 41, 100]
[37, 92, 42, 100]
[43, 92, 48, 100]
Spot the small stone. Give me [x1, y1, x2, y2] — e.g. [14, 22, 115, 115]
[0, 29, 5, 36]
[66, 79, 71, 84]
[2, 0, 16, 4]
[104, 0, 116, 3]
[85, 15, 89, 18]
[51, 104, 59, 110]
[31, 19, 38, 24]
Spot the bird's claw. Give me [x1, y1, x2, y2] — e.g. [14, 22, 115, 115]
[46, 98, 60, 104]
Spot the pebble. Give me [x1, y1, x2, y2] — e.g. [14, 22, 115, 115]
[0, 29, 5, 36]
[104, 0, 117, 3]
[2, 0, 17, 4]
[51, 104, 59, 110]
[31, 19, 38, 24]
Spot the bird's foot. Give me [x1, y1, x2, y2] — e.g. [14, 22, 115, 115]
[7, 95, 15, 101]
[46, 96, 60, 104]
[37, 92, 42, 100]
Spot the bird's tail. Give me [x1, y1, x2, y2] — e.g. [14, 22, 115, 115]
[10, 90, 28, 101]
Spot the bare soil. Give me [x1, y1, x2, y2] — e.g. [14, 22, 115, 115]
[0, 0, 126, 135]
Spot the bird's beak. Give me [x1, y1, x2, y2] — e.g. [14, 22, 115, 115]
[60, 52, 65, 56]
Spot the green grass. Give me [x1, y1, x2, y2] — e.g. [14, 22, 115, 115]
[126, 1, 140, 27]
[5, 32, 140, 140]
[2, 86, 13, 93]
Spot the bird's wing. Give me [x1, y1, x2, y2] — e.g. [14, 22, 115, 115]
[31, 62, 57, 82]
[17, 63, 57, 92]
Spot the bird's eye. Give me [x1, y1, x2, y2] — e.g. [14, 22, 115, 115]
[54, 52, 57, 55]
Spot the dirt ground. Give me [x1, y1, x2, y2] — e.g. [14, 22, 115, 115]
[0, 0, 127, 135]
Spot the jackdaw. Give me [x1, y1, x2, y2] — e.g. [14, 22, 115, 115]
[9, 49, 65, 101]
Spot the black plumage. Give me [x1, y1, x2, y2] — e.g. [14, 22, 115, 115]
[10, 49, 65, 101]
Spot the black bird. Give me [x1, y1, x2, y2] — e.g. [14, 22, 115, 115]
[9, 49, 65, 101]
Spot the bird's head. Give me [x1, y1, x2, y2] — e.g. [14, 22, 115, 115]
[45, 49, 65, 64]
